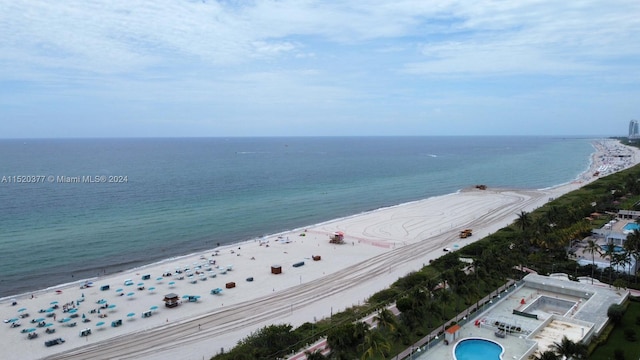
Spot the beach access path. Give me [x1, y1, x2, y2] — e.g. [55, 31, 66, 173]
[1, 139, 637, 360]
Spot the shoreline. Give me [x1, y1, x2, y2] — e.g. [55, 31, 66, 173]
[2, 139, 638, 360]
[0, 139, 606, 302]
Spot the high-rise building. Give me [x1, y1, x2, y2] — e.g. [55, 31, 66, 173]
[629, 120, 640, 140]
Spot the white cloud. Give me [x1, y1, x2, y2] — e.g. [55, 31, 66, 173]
[1, 0, 639, 137]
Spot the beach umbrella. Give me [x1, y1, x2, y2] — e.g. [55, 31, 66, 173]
[68, 309, 77, 314]
[8, 318, 19, 323]
[25, 328, 36, 333]
[137, 282, 144, 287]
[46, 308, 55, 313]
[181, 295, 190, 299]
[168, 281, 175, 287]
[127, 292, 135, 297]
[34, 317, 45, 322]
[97, 299, 107, 304]
[115, 288, 123, 293]
[50, 301, 58, 305]
[44, 323, 53, 327]
[127, 312, 135, 317]
[149, 306, 158, 311]
[108, 304, 116, 309]
[148, 287, 156, 292]
[156, 277, 163, 281]
[96, 321, 105, 327]
[17, 307, 27, 312]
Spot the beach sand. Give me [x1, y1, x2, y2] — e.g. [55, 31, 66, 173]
[1, 139, 638, 360]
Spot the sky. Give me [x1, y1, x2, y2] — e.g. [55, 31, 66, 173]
[1, 0, 639, 138]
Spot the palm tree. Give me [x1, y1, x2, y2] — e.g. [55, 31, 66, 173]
[625, 229, 640, 282]
[583, 239, 601, 284]
[515, 210, 532, 232]
[550, 336, 575, 359]
[304, 349, 326, 360]
[372, 308, 397, 334]
[359, 329, 391, 360]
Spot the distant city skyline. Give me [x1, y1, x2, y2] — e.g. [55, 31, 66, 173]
[1, 1, 639, 138]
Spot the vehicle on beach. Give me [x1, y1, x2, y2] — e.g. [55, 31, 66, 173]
[44, 338, 65, 347]
[459, 229, 473, 238]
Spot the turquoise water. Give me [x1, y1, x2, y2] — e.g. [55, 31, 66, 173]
[624, 223, 640, 231]
[600, 244, 624, 253]
[454, 338, 503, 360]
[0, 136, 596, 296]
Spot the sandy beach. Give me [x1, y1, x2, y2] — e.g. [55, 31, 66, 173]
[2, 139, 638, 360]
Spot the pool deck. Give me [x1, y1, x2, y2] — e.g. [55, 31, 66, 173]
[411, 274, 627, 360]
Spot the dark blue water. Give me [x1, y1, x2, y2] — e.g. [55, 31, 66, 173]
[0, 136, 594, 297]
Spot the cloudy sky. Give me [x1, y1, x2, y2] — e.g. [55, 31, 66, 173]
[1, 0, 639, 138]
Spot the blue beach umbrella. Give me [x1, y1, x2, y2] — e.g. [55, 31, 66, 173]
[17, 307, 27, 312]
[34, 317, 45, 322]
[8, 318, 19, 323]
[68, 309, 77, 314]
[156, 277, 163, 281]
[127, 312, 135, 317]
[127, 292, 135, 297]
[44, 323, 53, 327]
[137, 282, 144, 287]
[108, 304, 116, 309]
[96, 321, 105, 327]
[46, 308, 55, 313]
[50, 301, 58, 305]
[149, 306, 158, 311]
[168, 281, 175, 286]
[148, 287, 156, 292]
[25, 328, 36, 333]
[115, 288, 123, 293]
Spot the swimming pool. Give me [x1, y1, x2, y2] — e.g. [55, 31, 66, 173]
[600, 244, 624, 253]
[453, 338, 504, 360]
[624, 223, 640, 232]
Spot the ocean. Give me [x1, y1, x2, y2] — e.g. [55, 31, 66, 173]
[0, 136, 595, 297]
